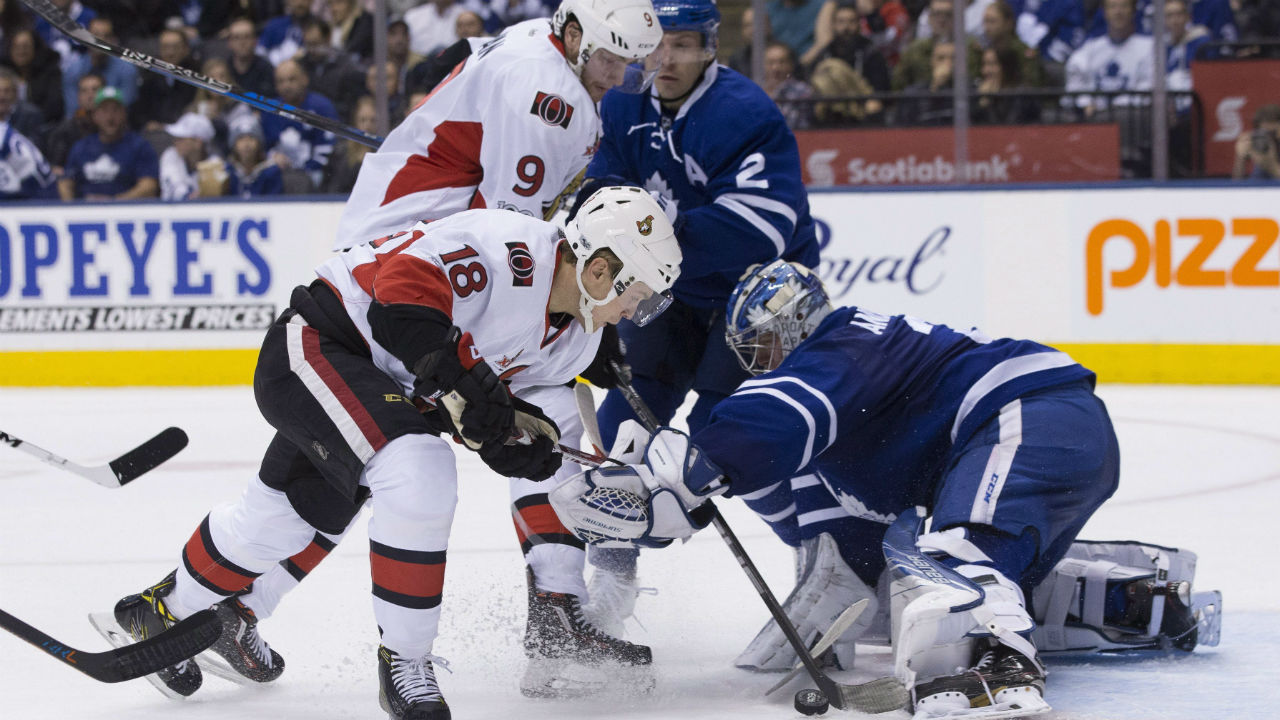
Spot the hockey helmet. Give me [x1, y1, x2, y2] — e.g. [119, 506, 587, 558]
[553, 0, 664, 92]
[726, 260, 832, 375]
[653, 0, 720, 58]
[569, 186, 682, 333]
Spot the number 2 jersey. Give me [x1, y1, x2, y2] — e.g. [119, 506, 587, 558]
[316, 210, 602, 398]
[334, 19, 600, 250]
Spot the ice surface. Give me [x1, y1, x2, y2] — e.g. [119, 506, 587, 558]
[1, 384, 1278, 719]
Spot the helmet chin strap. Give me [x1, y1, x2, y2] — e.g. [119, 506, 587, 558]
[574, 267, 612, 334]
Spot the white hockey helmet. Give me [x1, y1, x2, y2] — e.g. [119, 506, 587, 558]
[553, 0, 664, 92]
[569, 186, 682, 332]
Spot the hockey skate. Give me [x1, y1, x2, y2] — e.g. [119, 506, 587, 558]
[97, 570, 204, 699]
[582, 565, 656, 638]
[912, 639, 1049, 720]
[521, 569, 654, 698]
[378, 645, 451, 720]
[195, 595, 285, 684]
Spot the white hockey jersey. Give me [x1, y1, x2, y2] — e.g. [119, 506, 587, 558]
[1065, 33, 1155, 107]
[316, 210, 602, 398]
[334, 19, 600, 250]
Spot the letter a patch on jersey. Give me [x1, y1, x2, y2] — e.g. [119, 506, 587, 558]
[506, 241, 536, 286]
[531, 91, 574, 129]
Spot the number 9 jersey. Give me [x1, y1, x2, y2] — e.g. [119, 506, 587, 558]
[334, 19, 602, 251]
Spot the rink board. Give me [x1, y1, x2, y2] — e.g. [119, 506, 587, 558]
[1, 185, 1277, 385]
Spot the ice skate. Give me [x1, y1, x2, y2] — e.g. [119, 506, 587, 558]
[582, 565, 654, 638]
[108, 570, 203, 698]
[200, 595, 284, 683]
[912, 640, 1049, 719]
[378, 645, 451, 720]
[521, 569, 653, 698]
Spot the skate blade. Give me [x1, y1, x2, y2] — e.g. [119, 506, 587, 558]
[87, 611, 189, 701]
[1191, 590, 1222, 647]
[914, 686, 1051, 720]
[520, 657, 655, 699]
[193, 648, 259, 687]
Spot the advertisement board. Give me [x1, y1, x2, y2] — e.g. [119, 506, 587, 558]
[1193, 60, 1280, 177]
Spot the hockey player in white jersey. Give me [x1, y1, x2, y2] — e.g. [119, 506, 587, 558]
[105, 187, 681, 719]
[334, 0, 663, 250]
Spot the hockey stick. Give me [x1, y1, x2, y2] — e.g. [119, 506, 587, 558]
[765, 598, 868, 695]
[604, 362, 907, 713]
[0, 427, 189, 488]
[0, 608, 220, 683]
[19, 0, 383, 149]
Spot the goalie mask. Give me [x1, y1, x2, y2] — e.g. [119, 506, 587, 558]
[569, 186, 682, 333]
[554, 0, 663, 93]
[726, 260, 832, 375]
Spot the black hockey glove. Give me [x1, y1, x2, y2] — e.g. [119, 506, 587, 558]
[477, 396, 563, 481]
[412, 327, 514, 445]
[578, 324, 631, 389]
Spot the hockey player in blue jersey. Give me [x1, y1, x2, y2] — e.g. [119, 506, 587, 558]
[571, 0, 835, 637]
[553, 260, 1220, 717]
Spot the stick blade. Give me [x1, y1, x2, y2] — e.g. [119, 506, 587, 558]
[835, 675, 909, 714]
[107, 427, 188, 485]
[98, 609, 221, 682]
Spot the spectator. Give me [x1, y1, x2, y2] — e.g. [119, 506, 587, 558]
[189, 57, 256, 156]
[299, 17, 365, 121]
[405, 0, 467, 55]
[321, 94, 375, 193]
[727, 6, 771, 77]
[892, 0, 982, 90]
[1232, 103, 1280, 180]
[131, 28, 199, 129]
[326, 0, 374, 60]
[762, 40, 815, 129]
[45, 71, 101, 170]
[1235, 0, 1280, 46]
[972, 45, 1041, 123]
[364, 60, 406, 125]
[917, 0, 993, 41]
[224, 114, 284, 197]
[31, 0, 94, 72]
[89, 1, 182, 45]
[455, 10, 486, 40]
[767, 0, 827, 59]
[982, 0, 1044, 86]
[226, 17, 276, 99]
[0, 118, 57, 199]
[1015, 0, 1092, 65]
[855, 0, 911, 64]
[61, 18, 139, 121]
[258, 0, 314, 66]
[1165, 0, 1211, 93]
[894, 39, 959, 125]
[467, 0, 558, 29]
[59, 86, 159, 200]
[387, 19, 425, 92]
[262, 58, 337, 189]
[1065, 0, 1154, 115]
[805, 1, 890, 91]
[1, 0, 34, 60]
[2, 28, 64, 130]
[808, 55, 881, 125]
[159, 111, 224, 200]
[0, 65, 43, 144]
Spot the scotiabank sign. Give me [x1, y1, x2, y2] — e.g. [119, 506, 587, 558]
[797, 124, 1120, 186]
[1193, 60, 1280, 177]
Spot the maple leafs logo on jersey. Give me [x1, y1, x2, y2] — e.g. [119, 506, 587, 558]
[636, 214, 654, 236]
[530, 92, 574, 129]
[505, 241, 535, 287]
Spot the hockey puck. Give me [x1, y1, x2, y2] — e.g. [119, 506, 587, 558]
[794, 688, 829, 715]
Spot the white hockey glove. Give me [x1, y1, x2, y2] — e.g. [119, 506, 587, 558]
[642, 427, 728, 509]
[608, 419, 651, 464]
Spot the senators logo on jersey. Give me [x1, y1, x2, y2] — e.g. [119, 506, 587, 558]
[505, 241, 535, 286]
[531, 91, 574, 129]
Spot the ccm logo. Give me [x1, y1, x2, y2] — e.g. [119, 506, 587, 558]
[1085, 218, 1279, 315]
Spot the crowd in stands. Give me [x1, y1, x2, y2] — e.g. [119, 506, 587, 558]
[1, 0, 1278, 200]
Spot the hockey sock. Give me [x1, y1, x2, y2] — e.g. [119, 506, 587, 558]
[588, 546, 639, 576]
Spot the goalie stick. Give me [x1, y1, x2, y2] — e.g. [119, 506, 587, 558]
[0, 427, 189, 488]
[19, 0, 383, 149]
[0, 608, 220, 683]
[588, 363, 909, 713]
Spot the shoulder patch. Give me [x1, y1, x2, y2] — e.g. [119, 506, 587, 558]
[505, 241, 535, 287]
[531, 91, 574, 129]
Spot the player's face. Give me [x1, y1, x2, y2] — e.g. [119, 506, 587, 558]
[751, 331, 785, 373]
[581, 48, 630, 103]
[647, 31, 710, 102]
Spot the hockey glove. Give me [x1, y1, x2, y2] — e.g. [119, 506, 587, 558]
[579, 324, 630, 389]
[476, 396, 563, 481]
[413, 327, 513, 446]
[642, 427, 728, 510]
[549, 464, 707, 548]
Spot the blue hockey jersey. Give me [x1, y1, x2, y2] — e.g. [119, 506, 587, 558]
[260, 91, 337, 180]
[0, 122, 57, 200]
[588, 64, 819, 309]
[693, 307, 1095, 517]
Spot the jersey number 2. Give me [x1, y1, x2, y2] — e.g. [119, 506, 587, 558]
[440, 245, 489, 297]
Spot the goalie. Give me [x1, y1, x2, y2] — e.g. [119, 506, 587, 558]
[551, 260, 1221, 718]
